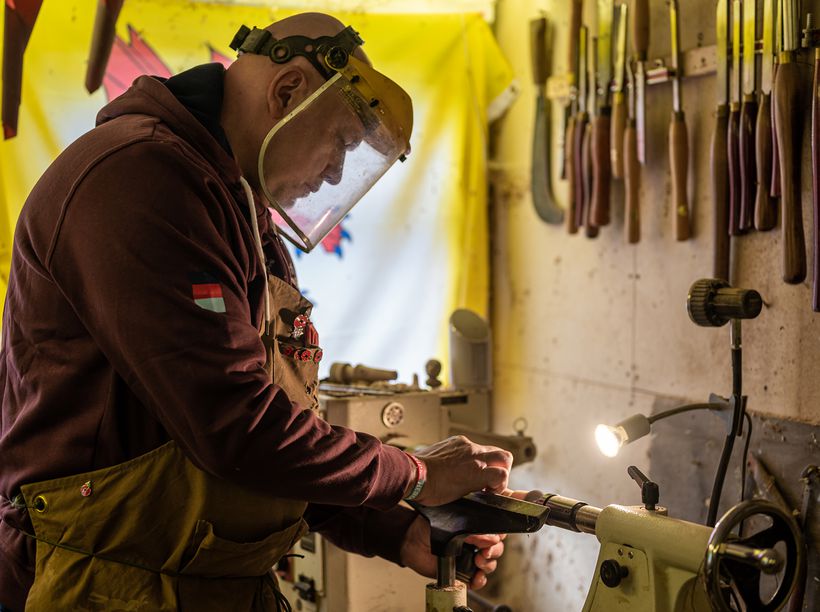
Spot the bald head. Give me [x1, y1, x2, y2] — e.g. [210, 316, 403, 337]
[220, 12, 369, 186]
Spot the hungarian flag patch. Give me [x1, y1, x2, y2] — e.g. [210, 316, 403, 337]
[190, 272, 226, 313]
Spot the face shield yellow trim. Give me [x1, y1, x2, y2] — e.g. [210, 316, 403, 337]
[256, 54, 413, 252]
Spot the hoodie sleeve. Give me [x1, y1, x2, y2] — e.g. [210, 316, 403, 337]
[46, 139, 414, 510]
[304, 503, 418, 565]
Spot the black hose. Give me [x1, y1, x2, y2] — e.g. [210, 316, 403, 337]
[706, 342, 744, 527]
[706, 431, 736, 527]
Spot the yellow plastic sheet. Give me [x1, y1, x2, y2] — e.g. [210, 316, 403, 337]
[0, 2, 513, 372]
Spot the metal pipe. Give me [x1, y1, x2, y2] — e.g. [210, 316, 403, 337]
[529, 493, 602, 534]
[437, 555, 456, 588]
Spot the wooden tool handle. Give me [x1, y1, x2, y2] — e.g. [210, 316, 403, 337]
[624, 120, 641, 243]
[530, 18, 548, 85]
[773, 58, 807, 284]
[566, 115, 579, 234]
[569, 1, 583, 77]
[574, 113, 589, 229]
[712, 105, 731, 280]
[85, 0, 126, 93]
[590, 112, 612, 226]
[611, 92, 627, 179]
[632, 0, 650, 60]
[739, 98, 758, 231]
[728, 107, 742, 235]
[670, 110, 690, 241]
[812, 52, 820, 310]
[582, 122, 600, 238]
[771, 63, 781, 198]
[755, 92, 777, 231]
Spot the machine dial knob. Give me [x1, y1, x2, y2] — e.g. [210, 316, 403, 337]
[600, 559, 629, 588]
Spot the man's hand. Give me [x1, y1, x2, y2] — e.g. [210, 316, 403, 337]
[399, 515, 505, 590]
[411, 436, 513, 506]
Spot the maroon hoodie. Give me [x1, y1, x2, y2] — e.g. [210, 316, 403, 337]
[0, 69, 416, 609]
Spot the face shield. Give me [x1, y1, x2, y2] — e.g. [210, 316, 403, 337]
[230, 25, 414, 252]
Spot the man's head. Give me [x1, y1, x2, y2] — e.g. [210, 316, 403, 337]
[222, 13, 370, 201]
[220, 12, 413, 252]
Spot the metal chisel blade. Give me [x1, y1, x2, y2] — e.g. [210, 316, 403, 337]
[597, 0, 613, 109]
[743, 0, 758, 97]
[760, 0, 774, 93]
[717, 0, 730, 106]
[613, 3, 627, 95]
[732, 0, 743, 104]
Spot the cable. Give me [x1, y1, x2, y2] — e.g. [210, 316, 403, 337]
[707, 431, 736, 527]
[647, 403, 722, 424]
[739, 412, 753, 502]
[707, 324, 744, 527]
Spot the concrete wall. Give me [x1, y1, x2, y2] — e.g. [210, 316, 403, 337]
[490, 0, 820, 609]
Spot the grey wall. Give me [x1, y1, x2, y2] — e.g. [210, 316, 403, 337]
[489, 0, 820, 609]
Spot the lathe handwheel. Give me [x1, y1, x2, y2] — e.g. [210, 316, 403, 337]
[703, 500, 804, 612]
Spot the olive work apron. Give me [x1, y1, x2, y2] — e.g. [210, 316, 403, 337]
[20, 273, 323, 611]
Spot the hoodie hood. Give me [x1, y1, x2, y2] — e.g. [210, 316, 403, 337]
[93, 69, 292, 259]
[96, 71, 242, 186]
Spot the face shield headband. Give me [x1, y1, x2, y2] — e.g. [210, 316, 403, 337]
[228, 24, 413, 253]
[230, 24, 364, 81]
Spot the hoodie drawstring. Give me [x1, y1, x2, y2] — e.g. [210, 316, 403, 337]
[239, 176, 271, 334]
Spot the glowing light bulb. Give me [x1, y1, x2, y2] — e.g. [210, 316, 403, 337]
[595, 424, 626, 458]
[594, 414, 651, 457]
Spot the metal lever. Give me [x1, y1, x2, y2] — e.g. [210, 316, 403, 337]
[627, 465, 659, 511]
[715, 542, 784, 574]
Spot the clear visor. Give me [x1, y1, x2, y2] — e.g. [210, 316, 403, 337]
[258, 72, 408, 252]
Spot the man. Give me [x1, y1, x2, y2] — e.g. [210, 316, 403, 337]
[0, 11, 513, 611]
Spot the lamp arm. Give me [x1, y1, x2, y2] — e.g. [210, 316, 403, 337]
[647, 402, 729, 425]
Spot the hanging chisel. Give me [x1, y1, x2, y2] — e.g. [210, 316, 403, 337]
[755, 0, 778, 231]
[530, 17, 564, 225]
[566, 112, 579, 234]
[585, 35, 601, 239]
[774, 0, 807, 284]
[802, 15, 820, 311]
[739, 0, 758, 232]
[566, 110, 580, 234]
[624, 58, 641, 243]
[771, 0, 782, 199]
[574, 26, 591, 231]
[729, 0, 744, 236]
[563, 0, 584, 183]
[713, 0, 732, 279]
[632, 0, 649, 164]
[669, 0, 689, 241]
[589, 0, 613, 227]
[611, 3, 628, 180]
[85, 0, 125, 93]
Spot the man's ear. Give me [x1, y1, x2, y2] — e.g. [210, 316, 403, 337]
[267, 68, 310, 119]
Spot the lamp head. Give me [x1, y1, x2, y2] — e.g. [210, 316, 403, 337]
[595, 413, 651, 457]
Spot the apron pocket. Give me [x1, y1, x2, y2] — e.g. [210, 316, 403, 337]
[179, 517, 308, 578]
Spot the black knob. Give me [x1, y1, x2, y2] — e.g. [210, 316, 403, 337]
[687, 279, 763, 327]
[600, 559, 629, 588]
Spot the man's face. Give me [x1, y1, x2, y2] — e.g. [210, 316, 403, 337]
[261, 86, 367, 208]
